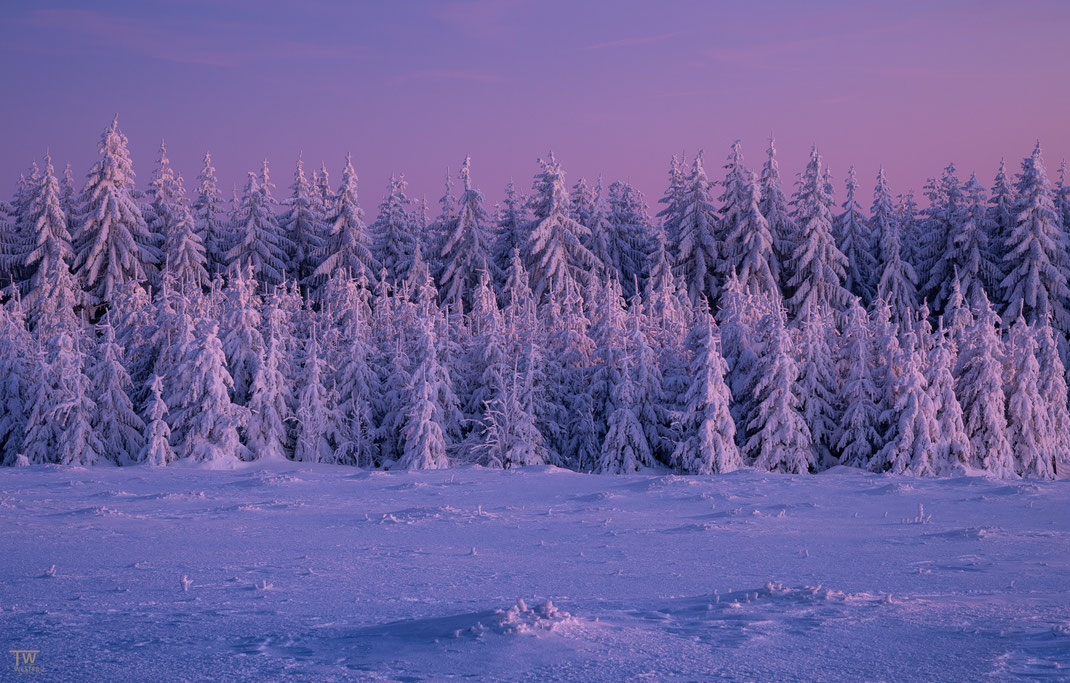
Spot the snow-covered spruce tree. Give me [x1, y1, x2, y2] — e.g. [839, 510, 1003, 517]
[73, 117, 159, 311]
[144, 140, 181, 268]
[244, 325, 293, 462]
[720, 166, 779, 302]
[671, 305, 741, 474]
[787, 147, 850, 321]
[569, 177, 596, 228]
[314, 154, 379, 288]
[674, 151, 721, 305]
[583, 177, 615, 284]
[875, 331, 939, 475]
[136, 374, 175, 466]
[835, 166, 877, 304]
[1034, 317, 1070, 474]
[293, 334, 343, 464]
[873, 168, 917, 331]
[477, 357, 548, 469]
[439, 156, 498, 311]
[220, 265, 263, 406]
[15, 153, 79, 329]
[796, 302, 840, 468]
[656, 154, 686, 249]
[986, 159, 1017, 306]
[718, 139, 749, 251]
[759, 137, 797, 296]
[628, 295, 672, 463]
[745, 309, 814, 473]
[397, 316, 452, 470]
[226, 171, 293, 288]
[193, 152, 230, 277]
[925, 324, 970, 475]
[493, 180, 529, 285]
[23, 323, 104, 465]
[916, 164, 963, 305]
[372, 173, 417, 286]
[1001, 143, 1070, 335]
[644, 231, 689, 346]
[167, 320, 250, 464]
[93, 316, 145, 465]
[332, 302, 378, 466]
[162, 180, 209, 291]
[835, 298, 880, 469]
[2, 163, 40, 285]
[952, 291, 1013, 474]
[596, 348, 655, 474]
[589, 278, 629, 450]
[1005, 316, 1055, 478]
[279, 154, 326, 287]
[541, 277, 596, 469]
[522, 153, 596, 302]
[0, 304, 34, 462]
[925, 171, 994, 316]
[606, 181, 651, 298]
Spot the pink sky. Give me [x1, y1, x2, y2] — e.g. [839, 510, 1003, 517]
[1, 0, 1068, 209]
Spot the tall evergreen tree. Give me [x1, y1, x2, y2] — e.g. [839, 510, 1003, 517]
[759, 137, 796, 295]
[73, 117, 159, 310]
[439, 156, 498, 311]
[671, 306, 740, 474]
[745, 310, 814, 473]
[873, 168, 918, 330]
[372, 174, 417, 285]
[674, 152, 720, 305]
[1001, 143, 1070, 337]
[835, 166, 877, 304]
[279, 154, 326, 286]
[315, 154, 379, 286]
[522, 153, 595, 302]
[193, 152, 230, 277]
[787, 147, 850, 320]
[226, 171, 293, 288]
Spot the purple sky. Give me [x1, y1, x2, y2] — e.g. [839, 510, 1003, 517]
[2, 0, 1068, 211]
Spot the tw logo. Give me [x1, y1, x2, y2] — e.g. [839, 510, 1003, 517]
[9, 649, 40, 671]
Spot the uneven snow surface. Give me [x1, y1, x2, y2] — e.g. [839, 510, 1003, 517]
[1, 464, 1068, 681]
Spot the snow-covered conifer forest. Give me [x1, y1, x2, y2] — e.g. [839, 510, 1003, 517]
[3, 118, 1070, 479]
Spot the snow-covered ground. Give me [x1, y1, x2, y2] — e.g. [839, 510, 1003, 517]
[1, 464, 1068, 681]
